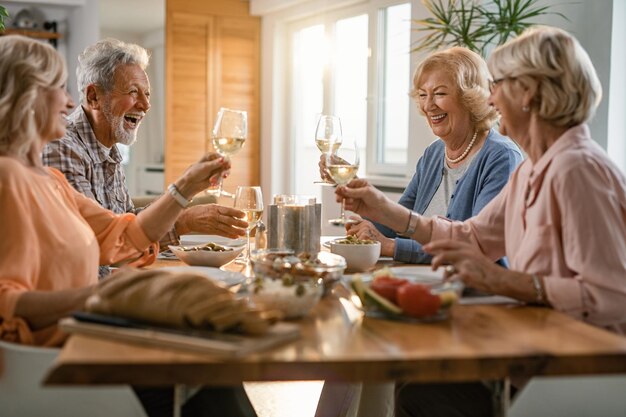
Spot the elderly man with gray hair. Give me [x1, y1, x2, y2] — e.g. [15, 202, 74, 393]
[43, 38, 247, 277]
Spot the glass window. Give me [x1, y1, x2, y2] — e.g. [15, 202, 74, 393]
[377, 2, 411, 166]
[292, 24, 325, 197]
[334, 14, 369, 172]
[288, 2, 412, 197]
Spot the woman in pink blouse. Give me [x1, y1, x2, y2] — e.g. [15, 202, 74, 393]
[337, 26, 626, 417]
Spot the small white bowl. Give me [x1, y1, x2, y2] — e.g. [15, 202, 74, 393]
[168, 244, 244, 267]
[249, 278, 323, 319]
[330, 241, 381, 272]
[250, 250, 347, 294]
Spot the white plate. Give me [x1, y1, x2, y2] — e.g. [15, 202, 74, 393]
[389, 266, 444, 284]
[179, 234, 246, 248]
[353, 265, 444, 284]
[160, 266, 246, 287]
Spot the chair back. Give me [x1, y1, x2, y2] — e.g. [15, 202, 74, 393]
[0, 340, 146, 417]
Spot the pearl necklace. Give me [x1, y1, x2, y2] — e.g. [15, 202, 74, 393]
[445, 131, 477, 164]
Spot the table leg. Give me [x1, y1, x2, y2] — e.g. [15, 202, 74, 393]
[173, 384, 184, 417]
[492, 378, 511, 417]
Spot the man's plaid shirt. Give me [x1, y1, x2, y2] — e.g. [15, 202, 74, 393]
[42, 106, 178, 276]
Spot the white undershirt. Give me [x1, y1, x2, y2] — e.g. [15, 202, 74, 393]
[423, 153, 476, 218]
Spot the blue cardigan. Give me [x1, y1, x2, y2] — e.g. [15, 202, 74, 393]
[376, 129, 523, 264]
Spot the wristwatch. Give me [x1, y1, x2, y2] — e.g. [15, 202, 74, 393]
[167, 183, 191, 208]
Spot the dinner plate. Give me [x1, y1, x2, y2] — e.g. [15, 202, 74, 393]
[160, 266, 246, 287]
[179, 234, 246, 248]
[388, 266, 444, 284]
[354, 265, 444, 284]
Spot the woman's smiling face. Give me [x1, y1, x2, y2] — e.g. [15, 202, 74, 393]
[488, 77, 529, 145]
[41, 84, 75, 143]
[416, 69, 473, 143]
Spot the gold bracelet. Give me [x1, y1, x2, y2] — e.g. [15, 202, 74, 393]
[531, 274, 545, 304]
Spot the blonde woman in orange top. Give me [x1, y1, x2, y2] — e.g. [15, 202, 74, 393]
[0, 35, 232, 347]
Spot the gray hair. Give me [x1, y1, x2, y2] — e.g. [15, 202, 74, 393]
[77, 38, 150, 104]
[488, 26, 602, 127]
[0, 35, 66, 161]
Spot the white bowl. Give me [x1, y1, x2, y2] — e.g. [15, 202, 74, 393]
[179, 235, 245, 248]
[330, 241, 381, 272]
[249, 278, 323, 319]
[168, 243, 244, 267]
[250, 250, 346, 294]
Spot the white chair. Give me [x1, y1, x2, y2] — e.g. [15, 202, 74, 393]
[0, 340, 146, 417]
[508, 375, 626, 417]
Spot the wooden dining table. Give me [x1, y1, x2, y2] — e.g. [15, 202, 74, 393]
[44, 253, 626, 416]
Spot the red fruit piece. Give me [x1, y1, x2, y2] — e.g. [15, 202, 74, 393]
[397, 283, 442, 318]
[370, 276, 408, 304]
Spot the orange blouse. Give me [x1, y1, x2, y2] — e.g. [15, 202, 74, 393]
[0, 157, 154, 346]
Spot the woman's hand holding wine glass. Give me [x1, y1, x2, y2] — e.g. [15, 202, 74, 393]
[327, 139, 359, 226]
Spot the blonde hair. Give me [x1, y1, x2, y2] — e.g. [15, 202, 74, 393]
[410, 47, 498, 131]
[488, 26, 602, 127]
[77, 38, 150, 104]
[0, 35, 67, 161]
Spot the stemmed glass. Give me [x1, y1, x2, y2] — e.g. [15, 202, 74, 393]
[326, 139, 359, 226]
[233, 186, 264, 268]
[207, 108, 247, 198]
[315, 115, 342, 184]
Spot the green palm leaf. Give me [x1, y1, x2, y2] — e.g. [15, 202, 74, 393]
[0, 6, 9, 32]
[411, 0, 569, 57]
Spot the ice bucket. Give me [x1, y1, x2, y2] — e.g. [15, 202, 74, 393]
[267, 195, 321, 254]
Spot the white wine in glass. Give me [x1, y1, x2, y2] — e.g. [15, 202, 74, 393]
[315, 115, 342, 184]
[213, 136, 246, 155]
[207, 108, 247, 197]
[315, 138, 341, 154]
[327, 139, 359, 226]
[241, 208, 263, 229]
[233, 186, 264, 267]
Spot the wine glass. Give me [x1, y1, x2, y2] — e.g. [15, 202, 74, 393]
[233, 186, 264, 267]
[207, 108, 247, 198]
[327, 139, 359, 226]
[315, 115, 342, 184]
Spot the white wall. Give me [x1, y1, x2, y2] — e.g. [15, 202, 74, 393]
[2, 0, 99, 102]
[608, 0, 626, 171]
[536, 0, 614, 151]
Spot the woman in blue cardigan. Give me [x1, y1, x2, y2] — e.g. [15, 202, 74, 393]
[324, 47, 522, 265]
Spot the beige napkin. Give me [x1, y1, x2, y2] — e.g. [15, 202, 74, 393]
[85, 268, 278, 334]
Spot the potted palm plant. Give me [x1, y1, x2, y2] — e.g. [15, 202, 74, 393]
[412, 0, 567, 57]
[0, 6, 9, 31]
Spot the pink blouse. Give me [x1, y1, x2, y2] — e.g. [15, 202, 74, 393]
[431, 125, 626, 329]
[0, 158, 154, 346]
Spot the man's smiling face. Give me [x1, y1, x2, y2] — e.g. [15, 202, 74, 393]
[101, 63, 151, 146]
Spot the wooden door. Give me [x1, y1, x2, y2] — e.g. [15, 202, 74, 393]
[165, 1, 260, 195]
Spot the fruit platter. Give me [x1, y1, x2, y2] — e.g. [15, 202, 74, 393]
[350, 267, 463, 322]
